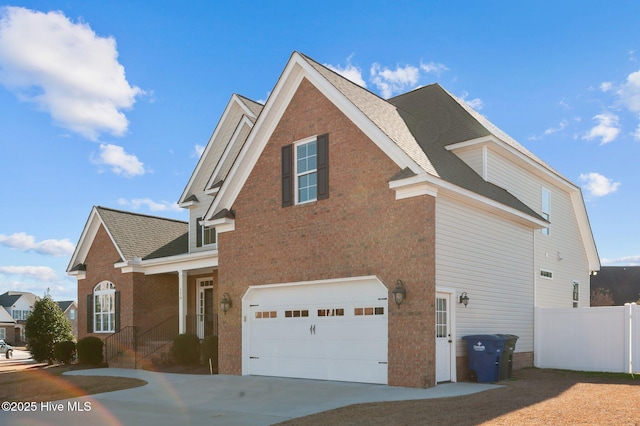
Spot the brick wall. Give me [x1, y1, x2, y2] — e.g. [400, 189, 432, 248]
[218, 78, 437, 388]
[78, 224, 179, 340]
[78, 225, 131, 340]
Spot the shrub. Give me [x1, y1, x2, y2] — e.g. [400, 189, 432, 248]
[53, 340, 76, 364]
[77, 336, 104, 365]
[172, 333, 201, 365]
[25, 294, 73, 363]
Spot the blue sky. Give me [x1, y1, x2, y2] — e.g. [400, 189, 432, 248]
[1, 1, 639, 302]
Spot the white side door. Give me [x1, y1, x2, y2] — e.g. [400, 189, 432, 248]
[435, 292, 453, 382]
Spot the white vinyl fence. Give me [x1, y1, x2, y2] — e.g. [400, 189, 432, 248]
[535, 303, 639, 374]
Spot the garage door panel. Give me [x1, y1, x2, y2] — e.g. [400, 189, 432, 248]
[245, 277, 388, 384]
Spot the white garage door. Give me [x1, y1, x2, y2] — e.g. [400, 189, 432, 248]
[243, 276, 388, 384]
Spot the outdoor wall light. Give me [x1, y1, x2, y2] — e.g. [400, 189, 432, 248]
[392, 280, 406, 307]
[459, 292, 469, 307]
[220, 293, 232, 314]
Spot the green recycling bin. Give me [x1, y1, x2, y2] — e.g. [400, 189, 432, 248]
[497, 334, 518, 380]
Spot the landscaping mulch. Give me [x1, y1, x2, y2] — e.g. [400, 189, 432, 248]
[278, 368, 640, 426]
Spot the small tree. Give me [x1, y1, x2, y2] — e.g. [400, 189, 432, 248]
[25, 292, 74, 363]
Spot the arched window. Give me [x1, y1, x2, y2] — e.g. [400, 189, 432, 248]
[88, 281, 119, 333]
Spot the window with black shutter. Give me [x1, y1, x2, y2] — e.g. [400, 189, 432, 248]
[282, 134, 329, 206]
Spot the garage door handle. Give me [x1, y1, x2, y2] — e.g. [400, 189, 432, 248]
[310, 325, 316, 335]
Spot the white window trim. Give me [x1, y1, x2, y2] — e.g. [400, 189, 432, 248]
[572, 280, 580, 308]
[294, 136, 318, 205]
[202, 224, 217, 249]
[540, 269, 553, 280]
[94, 281, 116, 333]
[541, 187, 550, 235]
[0, 328, 5, 340]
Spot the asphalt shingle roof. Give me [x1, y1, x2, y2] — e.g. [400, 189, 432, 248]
[96, 206, 188, 261]
[299, 53, 544, 220]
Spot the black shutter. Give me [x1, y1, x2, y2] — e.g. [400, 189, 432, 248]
[317, 134, 329, 200]
[196, 217, 202, 247]
[86, 293, 93, 333]
[114, 291, 121, 332]
[282, 144, 293, 207]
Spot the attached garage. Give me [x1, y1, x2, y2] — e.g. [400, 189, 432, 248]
[242, 276, 389, 384]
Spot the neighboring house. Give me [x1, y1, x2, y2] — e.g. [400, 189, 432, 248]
[68, 52, 599, 389]
[57, 301, 78, 339]
[591, 266, 640, 306]
[0, 291, 39, 344]
[0, 306, 17, 343]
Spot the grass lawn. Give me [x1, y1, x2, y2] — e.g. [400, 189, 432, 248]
[0, 365, 147, 402]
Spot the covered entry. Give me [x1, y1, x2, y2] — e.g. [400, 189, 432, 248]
[242, 276, 388, 384]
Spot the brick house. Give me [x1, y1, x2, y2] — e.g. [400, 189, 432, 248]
[0, 291, 39, 344]
[68, 52, 599, 388]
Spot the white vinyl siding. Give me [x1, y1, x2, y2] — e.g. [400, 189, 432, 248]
[454, 146, 485, 179]
[484, 147, 590, 308]
[186, 102, 252, 253]
[436, 197, 535, 356]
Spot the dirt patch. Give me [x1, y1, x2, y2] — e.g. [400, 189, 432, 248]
[277, 368, 640, 426]
[0, 365, 147, 402]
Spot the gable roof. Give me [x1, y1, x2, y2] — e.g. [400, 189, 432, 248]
[0, 293, 20, 308]
[178, 94, 263, 206]
[57, 301, 75, 313]
[202, 51, 598, 270]
[0, 291, 38, 309]
[386, 84, 541, 219]
[205, 51, 546, 224]
[67, 206, 188, 272]
[0, 306, 15, 324]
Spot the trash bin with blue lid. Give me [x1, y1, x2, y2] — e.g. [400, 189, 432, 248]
[496, 334, 519, 380]
[462, 334, 507, 382]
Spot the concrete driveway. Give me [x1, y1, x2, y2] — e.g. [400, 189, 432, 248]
[0, 368, 500, 426]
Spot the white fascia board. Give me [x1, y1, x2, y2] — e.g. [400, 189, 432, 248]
[204, 216, 235, 233]
[402, 173, 547, 228]
[115, 250, 218, 275]
[204, 115, 254, 192]
[66, 207, 126, 273]
[389, 173, 439, 199]
[570, 191, 601, 271]
[205, 52, 422, 222]
[204, 187, 220, 196]
[178, 94, 258, 204]
[448, 135, 600, 270]
[67, 270, 86, 280]
[447, 135, 577, 192]
[178, 200, 198, 208]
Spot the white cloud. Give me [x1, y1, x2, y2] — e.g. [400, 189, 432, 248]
[544, 120, 569, 136]
[0, 265, 59, 282]
[600, 82, 613, 92]
[194, 144, 205, 157]
[0, 6, 142, 140]
[0, 232, 74, 256]
[118, 197, 182, 212]
[93, 143, 145, 177]
[616, 70, 640, 113]
[601, 255, 640, 266]
[370, 63, 420, 98]
[458, 91, 484, 110]
[579, 172, 621, 197]
[420, 61, 448, 75]
[325, 56, 367, 88]
[582, 113, 621, 144]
